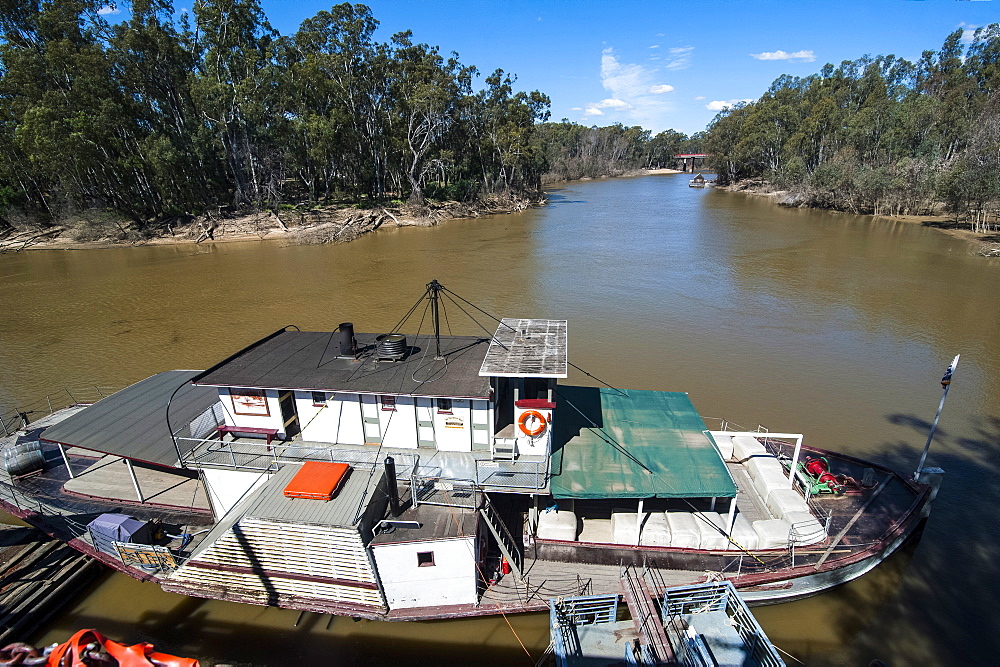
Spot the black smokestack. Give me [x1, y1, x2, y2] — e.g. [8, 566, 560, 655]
[384, 456, 400, 517]
[338, 322, 356, 358]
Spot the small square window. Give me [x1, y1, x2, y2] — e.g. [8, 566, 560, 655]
[436, 398, 452, 414]
[381, 395, 397, 411]
[417, 551, 435, 567]
[311, 391, 327, 407]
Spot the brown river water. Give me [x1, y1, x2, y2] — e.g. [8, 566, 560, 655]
[1, 173, 998, 665]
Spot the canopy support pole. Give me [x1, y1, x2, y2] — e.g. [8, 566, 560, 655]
[726, 497, 737, 536]
[125, 459, 143, 502]
[58, 444, 74, 479]
[789, 436, 804, 489]
[710, 497, 716, 511]
[635, 499, 644, 546]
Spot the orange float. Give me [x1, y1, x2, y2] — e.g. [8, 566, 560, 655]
[517, 410, 547, 437]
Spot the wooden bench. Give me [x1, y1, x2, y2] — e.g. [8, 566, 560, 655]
[216, 425, 278, 445]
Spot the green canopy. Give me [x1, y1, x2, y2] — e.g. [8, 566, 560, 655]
[549, 386, 737, 499]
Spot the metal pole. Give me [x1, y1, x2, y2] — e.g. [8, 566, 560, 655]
[789, 436, 803, 489]
[915, 354, 960, 479]
[125, 459, 143, 502]
[427, 279, 443, 359]
[59, 444, 75, 479]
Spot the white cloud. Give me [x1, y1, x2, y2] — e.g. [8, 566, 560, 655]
[750, 50, 816, 62]
[959, 23, 978, 44]
[97, 5, 120, 14]
[706, 99, 755, 111]
[576, 47, 679, 129]
[694, 96, 706, 100]
[649, 45, 660, 49]
[595, 98, 632, 109]
[666, 46, 694, 70]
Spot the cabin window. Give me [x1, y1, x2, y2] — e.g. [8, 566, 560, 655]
[436, 398, 452, 414]
[417, 551, 435, 567]
[381, 395, 397, 411]
[311, 392, 327, 407]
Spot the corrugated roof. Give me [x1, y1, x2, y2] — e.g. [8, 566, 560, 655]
[479, 319, 568, 378]
[40, 371, 217, 467]
[370, 503, 478, 546]
[549, 386, 737, 499]
[192, 331, 492, 399]
[244, 462, 384, 528]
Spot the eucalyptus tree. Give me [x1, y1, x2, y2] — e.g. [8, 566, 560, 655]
[390, 30, 475, 203]
[190, 0, 282, 207]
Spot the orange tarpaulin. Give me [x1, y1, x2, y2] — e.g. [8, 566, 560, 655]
[282, 461, 351, 500]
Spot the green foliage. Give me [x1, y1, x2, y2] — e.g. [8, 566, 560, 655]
[0, 1, 552, 225]
[703, 25, 1000, 224]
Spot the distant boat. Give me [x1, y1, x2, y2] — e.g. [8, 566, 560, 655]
[689, 173, 708, 187]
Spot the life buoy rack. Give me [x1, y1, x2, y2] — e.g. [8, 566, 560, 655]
[518, 410, 548, 437]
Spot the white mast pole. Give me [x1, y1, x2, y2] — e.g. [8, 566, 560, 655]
[914, 354, 959, 480]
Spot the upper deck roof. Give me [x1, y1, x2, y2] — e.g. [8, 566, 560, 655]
[479, 319, 568, 378]
[192, 330, 492, 399]
[39, 370, 218, 467]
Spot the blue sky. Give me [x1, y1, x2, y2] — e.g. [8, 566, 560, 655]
[155, 1, 1000, 135]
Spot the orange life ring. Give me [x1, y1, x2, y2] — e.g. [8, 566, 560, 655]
[518, 410, 547, 437]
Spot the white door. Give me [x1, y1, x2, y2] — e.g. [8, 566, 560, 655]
[360, 395, 381, 444]
[415, 397, 436, 448]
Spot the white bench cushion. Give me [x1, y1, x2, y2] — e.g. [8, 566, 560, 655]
[753, 469, 790, 500]
[712, 434, 735, 461]
[726, 515, 760, 551]
[695, 511, 730, 550]
[536, 510, 578, 541]
[753, 519, 792, 549]
[766, 488, 810, 519]
[639, 512, 671, 546]
[732, 435, 767, 460]
[665, 512, 701, 549]
[611, 511, 641, 545]
[747, 455, 785, 480]
[784, 511, 826, 545]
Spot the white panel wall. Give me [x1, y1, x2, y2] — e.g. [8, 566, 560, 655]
[434, 399, 472, 452]
[372, 537, 478, 609]
[202, 468, 272, 519]
[514, 404, 553, 456]
[220, 388, 285, 436]
[379, 396, 418, 449]
[292, 392, 366, 445]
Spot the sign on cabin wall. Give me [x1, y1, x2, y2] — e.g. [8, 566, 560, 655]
[231, 389, 270, 416]
[444, 416, 465, 429]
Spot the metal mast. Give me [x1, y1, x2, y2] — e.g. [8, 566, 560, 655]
[914, 354, 959, 479]
[427, 279, 444, 359]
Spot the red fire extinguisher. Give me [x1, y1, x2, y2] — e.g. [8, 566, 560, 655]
[501, 558, 511, 575]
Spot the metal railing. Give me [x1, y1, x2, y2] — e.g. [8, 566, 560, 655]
[475, 458, 547, 489]
[0, 385, 118, 437]
[549, 594, 620, 664]
[410, 476, 479, 509]
[661, 581, 785, 667]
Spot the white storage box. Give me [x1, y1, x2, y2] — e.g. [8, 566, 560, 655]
[784, 511, 826, 545]
[726, 515, 760, 551]
[753, 519, 792, 549]
[665, 512, 701, 549]
[536, 510, 578, 541]
[639, 512, 672, 547]
[766, 488, 810, 519]
[732, 435, 767, 460]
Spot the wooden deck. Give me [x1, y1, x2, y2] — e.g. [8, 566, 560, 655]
[63, 455, 211, 512]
